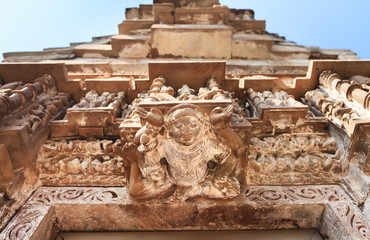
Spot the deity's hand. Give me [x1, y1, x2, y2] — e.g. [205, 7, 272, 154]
[214, 150, 230, 164]
[178, 93, 189, 101]
[123, 142, 137, 152]
[140, 134, 150, 145]
[209, 105, 233, 129]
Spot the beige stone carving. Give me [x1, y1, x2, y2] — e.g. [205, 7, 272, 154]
[245, 185, 348, 203]
[247, 88, 305, 109]
[0, 74, 58, 119]
[322, 202, 370, 240]
[123, 103, 243, 200]
[305, 88, 362, 129]
[37, 139, 125, 186]
[0, 205, 55, 240]
[247, 134, 342, 184]
[73, 90, 126, 117]
[198, 77, 230, 100]
[123, 76, 245, 125]
[29, 188, 123, 204]
[6, 91, 70, 134]
[21, 185, 369, 237]
[320, 70, 370, 110]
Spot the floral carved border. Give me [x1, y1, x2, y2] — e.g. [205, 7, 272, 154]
[244, 185, 348, 203]
[27, 187, 128, 205]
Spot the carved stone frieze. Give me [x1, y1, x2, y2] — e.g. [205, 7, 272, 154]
[247, 134, 342, 185]
[247, 88, 305, 110]
[0, 205, 55, 240]
[305, 70, 370, 136]
[0, 192, 16, 232]
[5, 92, 70, 135]
[27, 187, 127, 205]
[343, 152, 370, 204]
[305, 88, 362, 130]
[331, 201, 370, 239]
[49, 89, 128, 139]
[0, 74, 71, 135]
[320, 201, 370, 240]
[244, 88, 329, 136]
[37, 139, 125, 186]
[245, 185, 348, 203]
[122, 76, 242, 123]
[0, 74, 57, 119]
[72, 90, 126, 117]
[320, 70, 370, 111]
[13, 185, 369, 236]
[119, 76, 250, 200]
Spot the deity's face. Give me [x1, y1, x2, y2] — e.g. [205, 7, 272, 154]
[170, 116, 202, 146]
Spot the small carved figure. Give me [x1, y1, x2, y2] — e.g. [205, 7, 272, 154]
[177, 85, 198, 100]
[73, 90, 126, 117]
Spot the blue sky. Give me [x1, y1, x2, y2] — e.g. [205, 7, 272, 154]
[1, 0, 369, 61]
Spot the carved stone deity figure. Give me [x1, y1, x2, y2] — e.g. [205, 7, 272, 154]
[123, 103, 242, 200]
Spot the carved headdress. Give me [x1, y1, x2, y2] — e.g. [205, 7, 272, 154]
[167, 103, 204, 123]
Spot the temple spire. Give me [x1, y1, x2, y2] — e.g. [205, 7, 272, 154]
[153, 0, 220, 8]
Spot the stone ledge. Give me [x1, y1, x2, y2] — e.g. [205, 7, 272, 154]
[24, 185, 350, 231]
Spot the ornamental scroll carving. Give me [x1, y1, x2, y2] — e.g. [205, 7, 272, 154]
[122, 103, 246, 200]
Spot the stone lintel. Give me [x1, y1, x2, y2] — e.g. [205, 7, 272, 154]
[23, 185, 358, 233]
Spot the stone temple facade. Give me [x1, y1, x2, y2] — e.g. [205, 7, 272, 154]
[0, 1, 369, 239]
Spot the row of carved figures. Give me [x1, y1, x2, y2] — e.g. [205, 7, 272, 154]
[305, 88, 362, 128]
[248, 134, 341, 176]
[72, 90, 126, 117]
[37, 140, 124, 181]
[320, 70, 370, 110]
[5, 92, 70, 134]
[0, 74, 57, 119]
[38, 155, 125, 176]
[141, 76, 232, 102]
[247, 88, 305, 110]
[0, 74, 71, 134]
[123, 76, 247, 122]
[40, 139, 122, 155]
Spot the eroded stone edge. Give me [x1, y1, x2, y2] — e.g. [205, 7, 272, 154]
[0, 205, 55, 240]
[320, 201, 370, 240]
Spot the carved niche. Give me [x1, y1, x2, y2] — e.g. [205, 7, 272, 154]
[122, 103, 247, 200]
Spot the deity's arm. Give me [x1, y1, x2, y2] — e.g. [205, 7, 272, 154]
[123, 142, 173, 199]
[213, 127, 245, 157]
